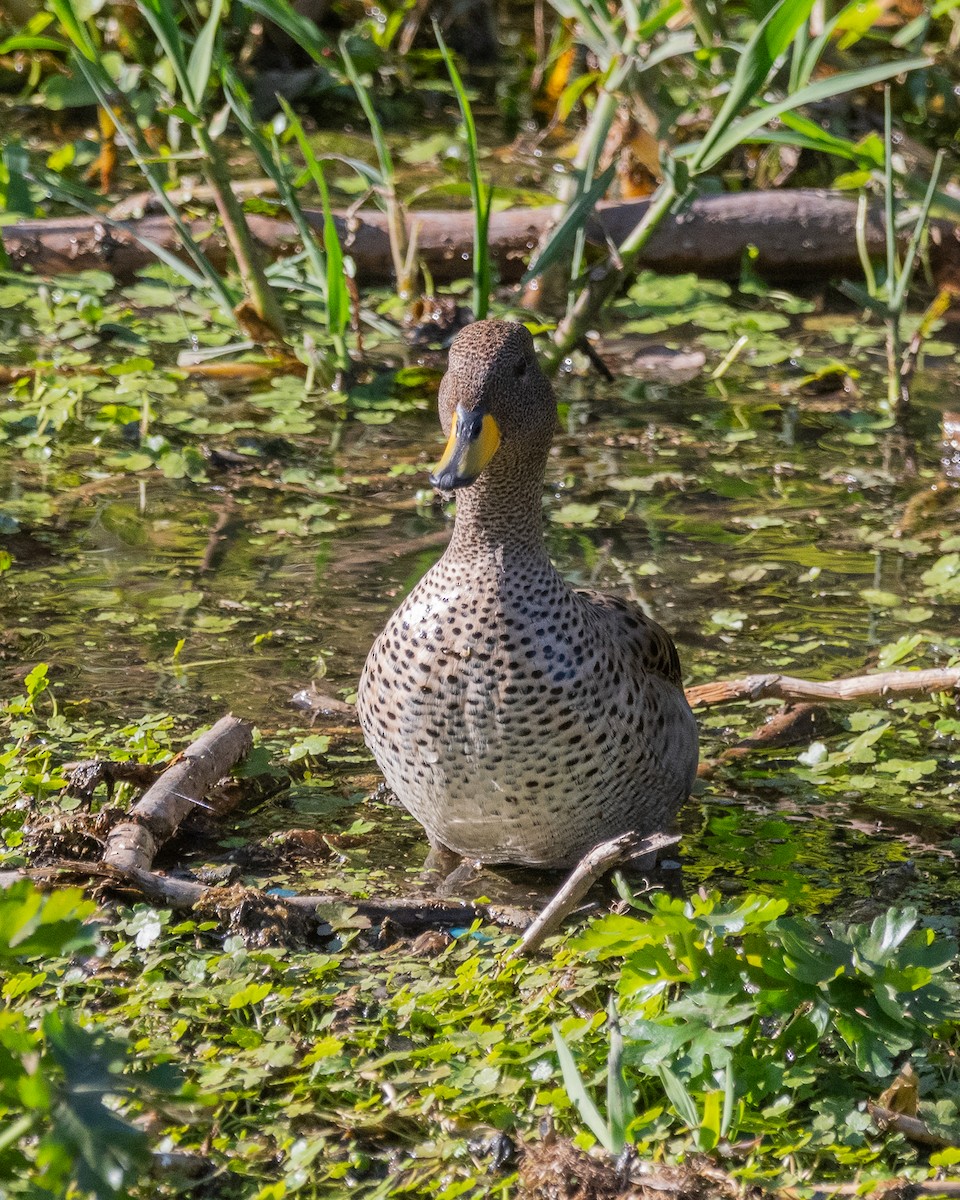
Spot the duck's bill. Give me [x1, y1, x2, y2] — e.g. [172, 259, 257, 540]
[429, 406, 501, 490]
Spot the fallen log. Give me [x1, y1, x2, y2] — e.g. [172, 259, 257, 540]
[101, 715, 253, 873]
[6, 189, 957, 286]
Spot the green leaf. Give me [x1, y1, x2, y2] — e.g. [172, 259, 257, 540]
[47, 0, 98, 59]
[877, 633, 924, 668]
[137, 0, 196, 110]
[229, 981, 273, 1009]
[658, 1063, 700, 1129]
[688, 55, 930, 173]
[552, 1026, 614, 1151]
[605, 997, 632, 1155]
[0, 882, 96, 960]
[0, 34, 67, 52]
[239, 0, 334, 61]
[691, 0, 816, 172]
[521, 163, 617, 285]
[186, 0, 225, 108]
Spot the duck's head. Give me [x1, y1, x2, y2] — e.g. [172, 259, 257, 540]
[430, 320, 556, 491]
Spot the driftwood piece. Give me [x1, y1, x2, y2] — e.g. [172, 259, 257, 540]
[512, 831, 679, 957]
[101, 716, 253, 873]
[6, 189, 957, 286]
[686, 667, 960, 709]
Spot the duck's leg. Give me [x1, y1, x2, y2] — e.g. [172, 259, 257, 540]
[419, 841, 488, 897]
[422, 840, 461, 878]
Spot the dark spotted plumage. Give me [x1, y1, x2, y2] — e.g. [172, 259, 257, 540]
[357, 320, 698, 868]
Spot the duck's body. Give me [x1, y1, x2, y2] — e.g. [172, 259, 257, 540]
[357, 321, 697, 869]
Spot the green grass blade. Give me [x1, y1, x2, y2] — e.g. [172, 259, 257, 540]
[47, 0, 98, 58]
[310, 154, 384, 190]
[635, 30, 698, 75]
[883, 87, 897, 304]
[317, 164, 350, 349]
[29, 163, 212, 291]
[720, 1060, 736, 1139]
[549, 0, 619, 60]
[276, 97, 331, 286]
[658, 1064, 700, 1131]
[604, 998, 632, 1155]
[0, 34, 69, 52]
[855, 192, 878, 300]
[137, 0, 196, 109]
[187, 0, 225, 107]
[67, 50, 237, 312]
[691, 0, 816, 172]
[635, 0, 684, 41]
[892, 147, 945, 313]
[689, 55, 930, 172]
[278, 98, 350, 357]
[340, 36, 409, 293]
[520, 163, 616, 285]
[797, 0, 862, 88]
[435, 22, 491, 319]
[224, 78, 327, 289]
[552, 1026, 614, 1152]
[340, 38, 394, 195]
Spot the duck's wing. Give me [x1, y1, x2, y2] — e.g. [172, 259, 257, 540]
[575, 589, 685, 689]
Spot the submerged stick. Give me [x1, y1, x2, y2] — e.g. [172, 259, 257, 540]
[512, 830, 679, 957]
[686, 667, 960, 709]
[101, 716, 253, 873]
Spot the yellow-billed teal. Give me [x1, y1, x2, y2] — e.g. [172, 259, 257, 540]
[357, 320, 698, 868]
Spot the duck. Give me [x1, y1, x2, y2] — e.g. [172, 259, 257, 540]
[356, 320, 698, 869]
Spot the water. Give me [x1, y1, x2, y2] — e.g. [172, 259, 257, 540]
[2, 307, 959, 918]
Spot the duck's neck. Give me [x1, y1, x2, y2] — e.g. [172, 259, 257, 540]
[445, 446, 550, 563]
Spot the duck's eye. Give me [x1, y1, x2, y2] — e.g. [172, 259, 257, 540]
[514, 358, 527, 378]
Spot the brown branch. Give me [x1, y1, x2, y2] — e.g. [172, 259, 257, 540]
[512, 831, 679, 957]
[686, 668, 960, 709]
[101, 716, 253, 873]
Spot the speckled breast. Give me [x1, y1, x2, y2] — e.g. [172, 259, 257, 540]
[357, 555, 698, 869]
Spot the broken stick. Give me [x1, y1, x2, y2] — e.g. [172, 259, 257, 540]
[102, 715, 253, 873]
